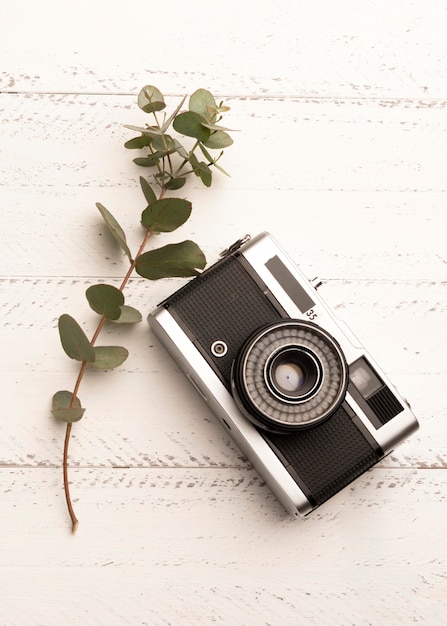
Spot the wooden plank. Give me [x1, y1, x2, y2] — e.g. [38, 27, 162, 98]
[1, 1, 446, 98]
[1, 467, 446, 624]
[1, 278, 444, 470]
[2, 94, 446, 193]
[2, 187, 446, 280]
[2, 277, 445, 379]
[1, 93, 446, 280]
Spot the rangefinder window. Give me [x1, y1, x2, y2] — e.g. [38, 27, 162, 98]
[265, 255, 316, 314]
[349, 356, 405, 426]
[350, 357, 383, 399]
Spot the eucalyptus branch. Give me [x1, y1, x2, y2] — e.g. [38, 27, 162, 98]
[62, 223, 156, 533]
[51, 86, 234, 533]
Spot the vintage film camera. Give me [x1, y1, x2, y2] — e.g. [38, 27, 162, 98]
[149, 233, 419, 517]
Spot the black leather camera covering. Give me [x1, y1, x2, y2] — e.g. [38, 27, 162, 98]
[166, 254, 283, 383]
[266, 407, 380, 507]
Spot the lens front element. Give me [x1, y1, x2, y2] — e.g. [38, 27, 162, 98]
[232, 320, 348, 432]
[267, 347, 322, 401]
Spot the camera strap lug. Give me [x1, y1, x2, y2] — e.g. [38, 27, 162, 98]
[220, 234, 251, 258]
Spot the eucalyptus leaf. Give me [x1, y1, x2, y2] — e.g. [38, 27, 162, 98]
[86, 284, 124, 320]
[198, 142, 214, 163]
[141, 198, 192, 233]
[113, 305, 142, 324]
[152, 134, 175, 152]
[165, 176, 186, 190]
[138, 85, 166, 113]
[124, 124, 163, 137]
[198, 165, 212, 187]
[172, 138, 189, 160]
[139, 176, 157, 205]
[133, 156, 160, 167]
[189, 89, 217, 122]
[212, 161, 231, 177]
[211, 102, 231, 115]
[173, 111, 210, 142]
[91, 346, 129, 369]
[188, 152, 200, 169]
[188, 155, 212, 187]
[96, 202, 132, 262]
[199, 143, 229, 176]
[58, 314, 95, 363]
[124, 136, 154, 149]
[161, 94, 187, 132]
[135, 241, 206, 280]
[203, 131, 234, 149]
[52, 390, 85, 423]
[201, 122, 235, 132]
[198, 144, 230, 177]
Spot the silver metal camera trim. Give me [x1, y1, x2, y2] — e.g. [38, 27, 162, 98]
[149, 232, 419, 517]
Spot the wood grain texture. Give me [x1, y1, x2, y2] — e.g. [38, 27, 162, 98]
[1, 93, 446, 282]
[1, 1, 446, 99]
[0, 1, 446, 624]
[1, 468, 447, 625]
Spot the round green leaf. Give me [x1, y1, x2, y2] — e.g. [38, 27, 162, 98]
[58, 315, 95, 363]
[133, 156, 160, 167]
[173, 111, 211, 142]
[86, 284, 125, 320]
[189, 89, 217, 122]
[203, 131, 234, 149]
[135, 241, 206, 280]
[112, 305, 142, 324]
[141, 198, 192, 233]
[52, 390, 85, 423]
[91, 346, 129, 369]
[165, 176, 186, 190]
[124, 136, 154, 149]
[152, 134, 175, 152]
[96, 203, 132, 262]
[138, 85, 166, 113]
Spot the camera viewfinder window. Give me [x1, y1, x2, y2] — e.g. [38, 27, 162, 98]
[350, 358, 383, 399]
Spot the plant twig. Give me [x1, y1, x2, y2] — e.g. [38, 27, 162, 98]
[63, 217, 157, 533]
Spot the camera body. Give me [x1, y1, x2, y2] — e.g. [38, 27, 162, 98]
[149, 233, 419, 517]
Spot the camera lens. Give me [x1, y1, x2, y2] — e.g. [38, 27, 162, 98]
[267, 347, 322, 401]
[231, 320, 348, 432]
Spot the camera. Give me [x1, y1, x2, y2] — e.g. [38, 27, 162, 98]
[149, 233, 419, 517]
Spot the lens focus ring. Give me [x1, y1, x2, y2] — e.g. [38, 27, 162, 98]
[232, 320, 348, 432]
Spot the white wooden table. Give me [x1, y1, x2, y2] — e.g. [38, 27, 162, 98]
[1, 1, 446, 624]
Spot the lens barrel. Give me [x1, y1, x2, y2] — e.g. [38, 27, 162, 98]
[232, 320, 348, 432]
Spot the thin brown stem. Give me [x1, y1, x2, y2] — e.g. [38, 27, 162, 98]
[62, 190, 165, 533]
[63, 423, 78, 533]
